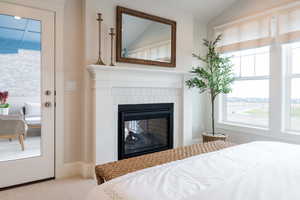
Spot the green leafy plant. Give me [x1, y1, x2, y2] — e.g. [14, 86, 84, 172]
[186, 35, 234, 135]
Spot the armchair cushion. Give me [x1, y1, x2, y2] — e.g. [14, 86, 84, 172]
[25, 116, 41, 125]
[24, 102, 40, 117]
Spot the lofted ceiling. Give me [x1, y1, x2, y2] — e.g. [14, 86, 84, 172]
[116, 0, 240, 22]
[162, 0, 239, 22]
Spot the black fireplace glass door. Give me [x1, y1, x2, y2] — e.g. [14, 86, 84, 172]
[124, 118, 168, 155]
[118, 103, 174, 159]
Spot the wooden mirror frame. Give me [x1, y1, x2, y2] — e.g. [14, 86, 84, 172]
[116, 6, 177, 67]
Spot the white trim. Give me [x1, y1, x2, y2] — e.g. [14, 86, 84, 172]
[52, 5, 66, 179]
[58, 162, 95, 179]
[214, 1, 300, 30]
[215, 126, 300, 145]
[220, 47, 271, 129]
[234, 76, 270, 81]
[3, 0, 66, 178]
[282, 44, 292, 132]
[80, 162, 95, 179]
[191, 138, 201, 144]
[282, 42, 300, 134]
[216, 122, 269, 135]
[87, 65, 187, 75]
[58, 162, 83, 179]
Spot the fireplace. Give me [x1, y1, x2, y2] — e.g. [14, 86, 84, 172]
[118, 103, 174, 160]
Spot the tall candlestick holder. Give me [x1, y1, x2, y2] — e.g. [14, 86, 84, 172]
[95, 13, 105, 65]
[109, 28, 116, 66]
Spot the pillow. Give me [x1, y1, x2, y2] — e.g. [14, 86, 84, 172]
[24, 103, 41, 117]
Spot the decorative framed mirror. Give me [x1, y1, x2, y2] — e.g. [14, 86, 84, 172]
[116, 6, 176, 67]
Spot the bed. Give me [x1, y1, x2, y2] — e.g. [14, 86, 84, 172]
[95, 141, 234, 184]
[88, 141, 300, 200]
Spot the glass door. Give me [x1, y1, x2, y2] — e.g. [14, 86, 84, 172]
[0, 2, 55, 188]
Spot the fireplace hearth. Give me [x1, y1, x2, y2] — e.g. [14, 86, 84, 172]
[118, 103, 174, 160]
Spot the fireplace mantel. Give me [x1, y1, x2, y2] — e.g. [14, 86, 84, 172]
[87, 64, 193, 165]
[87, 65, 189, 89]
[87, 65, 188, 75]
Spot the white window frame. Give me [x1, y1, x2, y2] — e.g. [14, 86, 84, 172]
[213, 2, 300, 140]
[283, 43, 300, 134]
[219, 47, 271, 129]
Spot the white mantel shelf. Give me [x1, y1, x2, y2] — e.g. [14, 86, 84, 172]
[87, 64, 188, 75]
[87, 64, 190, 89]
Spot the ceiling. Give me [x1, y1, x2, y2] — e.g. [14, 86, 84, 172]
[162, 0, 238, 22]
[0, 14, 41, 54]
[117, 0, 239, 22]
[122, 14, 153, 49]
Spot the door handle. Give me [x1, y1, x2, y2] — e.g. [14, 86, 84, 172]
[45, 90, 51, 96]
[44, 102, 51, 107]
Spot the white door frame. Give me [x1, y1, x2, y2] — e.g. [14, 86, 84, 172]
[2, 0, 66, 178]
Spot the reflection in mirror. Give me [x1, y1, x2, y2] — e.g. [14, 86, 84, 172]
[0, 14, 41, 162]
[122, 14, 172, 62]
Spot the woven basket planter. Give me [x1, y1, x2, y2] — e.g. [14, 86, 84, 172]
[202, 133, 228, 143]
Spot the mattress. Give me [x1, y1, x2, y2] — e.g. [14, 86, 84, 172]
[88, 141, 300, 200]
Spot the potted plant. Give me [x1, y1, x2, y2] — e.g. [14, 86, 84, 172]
[0, 91, 9, 115]
[186, 35, 234, 143]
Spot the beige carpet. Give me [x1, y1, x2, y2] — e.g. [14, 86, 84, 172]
[0, 177, 96, 200]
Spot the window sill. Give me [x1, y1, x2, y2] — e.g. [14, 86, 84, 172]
[216, 121, 269, 135]
[216, 122, 300, 144]
[284, 129, 300, 136]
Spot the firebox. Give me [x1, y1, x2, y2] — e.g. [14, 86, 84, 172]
[118, 103, 174, 160]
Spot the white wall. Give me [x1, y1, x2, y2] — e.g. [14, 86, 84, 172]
[192, 19, 207, 140]
[82, 0, 207, 163]
[207, 0, 300, 144]
[63, 0, 84, 163]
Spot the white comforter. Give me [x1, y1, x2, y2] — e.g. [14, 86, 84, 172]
[86, 142, 300, 200]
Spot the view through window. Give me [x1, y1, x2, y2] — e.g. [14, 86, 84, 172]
[0, 14, 41, 161]
[222, 46, 270, 127]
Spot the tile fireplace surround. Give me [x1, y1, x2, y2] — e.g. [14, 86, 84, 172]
[87, 65, 193, 165]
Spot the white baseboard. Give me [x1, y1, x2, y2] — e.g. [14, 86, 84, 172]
[191, 138, 202, 144]
[80, 162, 95, 178]
[56, 162, 95, 179]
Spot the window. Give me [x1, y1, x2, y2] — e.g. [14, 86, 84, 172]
[283, 42, 300, 132]
[221, 46, 270, 128]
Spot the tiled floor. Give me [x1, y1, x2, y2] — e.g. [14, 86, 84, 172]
[0, 136, 40, 162]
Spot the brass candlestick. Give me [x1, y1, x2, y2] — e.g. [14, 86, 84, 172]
[95, 13, 105, 65]
[109, 28, 115, 66]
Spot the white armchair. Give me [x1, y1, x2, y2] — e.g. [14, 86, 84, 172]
[24, 103, 41, 129]
[0, 119, 27, 151]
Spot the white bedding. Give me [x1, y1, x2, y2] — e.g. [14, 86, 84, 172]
[86, 142, 300, 200]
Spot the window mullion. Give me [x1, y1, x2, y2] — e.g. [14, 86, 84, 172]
[269, 42, 282, 135]
[284, 45, 293, 132]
